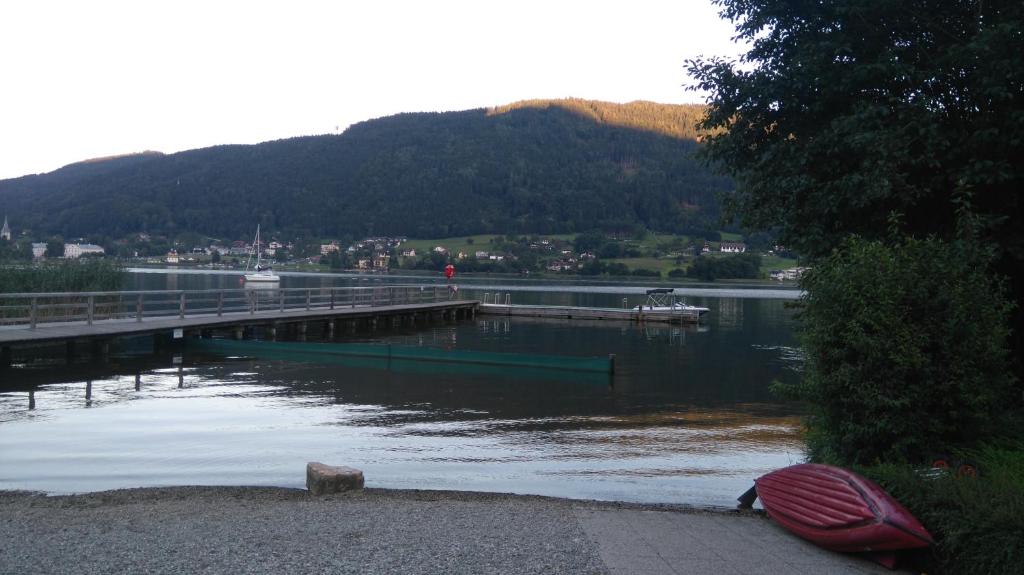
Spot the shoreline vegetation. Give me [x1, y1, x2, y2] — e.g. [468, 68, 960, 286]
[0, 259, 124, 294]
[690, 2, 1024, 574]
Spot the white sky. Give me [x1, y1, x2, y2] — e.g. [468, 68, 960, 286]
[0, 0, 742, 180]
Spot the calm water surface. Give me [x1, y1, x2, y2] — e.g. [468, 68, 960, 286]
[0, 270, 805, 507]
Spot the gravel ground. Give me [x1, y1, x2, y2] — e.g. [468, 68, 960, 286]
[0, 487, 896, 575]
[1, 487, 618, 575]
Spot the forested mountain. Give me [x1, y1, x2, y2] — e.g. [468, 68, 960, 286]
[0, 99, 731, 240]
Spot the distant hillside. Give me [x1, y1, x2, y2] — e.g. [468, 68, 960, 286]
[0, 99, 731, 240]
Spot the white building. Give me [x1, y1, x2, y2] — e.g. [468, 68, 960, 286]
[720, 242, 747, 253]
[64, 243, 106, 258]
[32, 242, 47, 259]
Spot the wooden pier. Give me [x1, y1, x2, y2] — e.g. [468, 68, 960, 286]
[477, 303, 705, 323]
[0, 285, 477, 366]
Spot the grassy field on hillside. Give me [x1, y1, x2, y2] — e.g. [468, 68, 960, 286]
[606, 257, 681, 274]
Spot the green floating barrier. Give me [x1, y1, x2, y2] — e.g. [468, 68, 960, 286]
[188, 338, 614, 383]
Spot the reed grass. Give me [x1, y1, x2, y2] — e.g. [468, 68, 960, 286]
[0, 259, 125, 294]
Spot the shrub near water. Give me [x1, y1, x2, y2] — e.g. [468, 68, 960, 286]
[778, 235, 1017, 465]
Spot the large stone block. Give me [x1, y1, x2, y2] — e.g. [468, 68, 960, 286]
[306, 462, 365, 495]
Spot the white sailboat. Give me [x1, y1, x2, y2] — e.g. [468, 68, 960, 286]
[243, 225, 280, 283]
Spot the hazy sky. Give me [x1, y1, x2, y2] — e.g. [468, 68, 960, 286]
[0, 0, 742, 180]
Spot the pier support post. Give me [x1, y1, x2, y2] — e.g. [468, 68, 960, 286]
[29, 390, 35, 410]
[327, 320, 335, 339]
[0, 346, 11, 368]
[298, 322, 307, 341]
[135, 373, 141, 391]
[234, 326, 245, 340]
[268, 324, 278, 341]
[85, 380, 92, 402]
[66, 340, 76, 363]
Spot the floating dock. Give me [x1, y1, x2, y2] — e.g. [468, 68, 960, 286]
[477, 303, 705, 324]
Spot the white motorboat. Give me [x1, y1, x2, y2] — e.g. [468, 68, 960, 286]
[638, 288, 709, 316]
[243, 225, 280, 283]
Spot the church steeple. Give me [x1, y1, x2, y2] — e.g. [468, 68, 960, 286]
[0, 215, 10, 241]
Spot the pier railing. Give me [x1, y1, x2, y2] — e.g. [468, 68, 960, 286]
[0, 285, 454, 329]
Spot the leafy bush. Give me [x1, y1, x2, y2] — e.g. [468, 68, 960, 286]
[631, 268, 660, 277]
[863, 444, 1024, 575]
[667, 268, 686, 278]
[779, 236, 1017, 464]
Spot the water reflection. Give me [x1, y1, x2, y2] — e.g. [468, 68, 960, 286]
[0, 295, 805, 506]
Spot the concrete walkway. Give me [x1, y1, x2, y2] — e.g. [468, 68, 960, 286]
[0, 487, 896, 575]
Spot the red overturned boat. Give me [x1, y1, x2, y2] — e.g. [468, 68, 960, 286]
[739, 464, 933, 568]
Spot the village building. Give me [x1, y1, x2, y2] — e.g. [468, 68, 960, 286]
[31, 242, 47, 259]
[720, 242, 747, 253]
[64, 243, 105, 259]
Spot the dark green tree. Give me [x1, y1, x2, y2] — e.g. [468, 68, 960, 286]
[45, 237, 65, 259]
[689, 1, 1023, 259]
[688, 0, 1024, 386]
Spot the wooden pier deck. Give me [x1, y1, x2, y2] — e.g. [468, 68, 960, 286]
[477, 303, 705, 323]
[0, 286, 477, 364]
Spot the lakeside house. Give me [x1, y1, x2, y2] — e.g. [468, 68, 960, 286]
[63, 243, 105, 259]
[721, 242, 747, 253]
[31, 242, 46, 259]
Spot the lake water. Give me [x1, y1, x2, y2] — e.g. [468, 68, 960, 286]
[0, 270, 805, 507]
